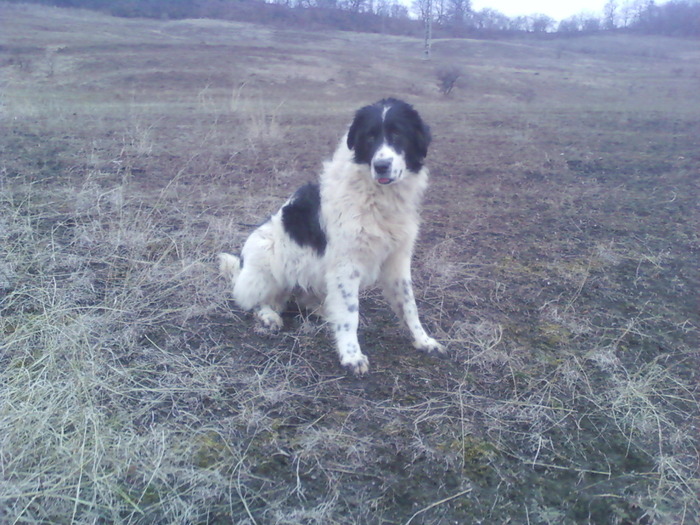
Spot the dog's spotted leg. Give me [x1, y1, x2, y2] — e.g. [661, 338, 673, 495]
[398, 278, 443, 353]
[325, 265, 369, 374]
[380, 253, 444, 354]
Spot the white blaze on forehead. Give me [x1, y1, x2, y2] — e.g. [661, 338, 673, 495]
[382, 105, 391, 121]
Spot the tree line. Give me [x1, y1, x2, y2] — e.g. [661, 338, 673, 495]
[558, 0, 700, 36]
[5, 0, 700, 37]
[416, 0, 700, 37]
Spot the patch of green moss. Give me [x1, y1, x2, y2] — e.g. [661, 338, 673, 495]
[193, 431, 233, 470]
[538, 322, 573, 349]
[442, 436, 500, 486]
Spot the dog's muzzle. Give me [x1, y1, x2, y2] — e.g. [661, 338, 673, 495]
[373, 159, 393, 185]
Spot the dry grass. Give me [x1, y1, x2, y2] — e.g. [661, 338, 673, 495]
[1, 3, 699, 523]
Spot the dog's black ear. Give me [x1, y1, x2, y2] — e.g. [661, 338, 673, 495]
[416, 122, 432, 159]
[347, 124, 357, 150]
[347, 105, 371, 150]
[346, 114, 360, 150]
[400, 101, 431, 159]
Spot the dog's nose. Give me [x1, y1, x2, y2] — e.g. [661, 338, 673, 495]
[373, 159, 392, 176]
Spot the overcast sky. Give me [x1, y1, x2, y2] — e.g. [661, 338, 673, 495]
[470, 0, 608, 21]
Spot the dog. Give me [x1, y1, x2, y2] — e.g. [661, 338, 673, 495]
[219, 98, 443, 374]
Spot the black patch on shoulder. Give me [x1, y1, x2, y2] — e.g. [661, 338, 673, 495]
[282, 183, 327, 255]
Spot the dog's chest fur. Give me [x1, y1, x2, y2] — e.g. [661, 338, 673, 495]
[319, 142, 427, 282]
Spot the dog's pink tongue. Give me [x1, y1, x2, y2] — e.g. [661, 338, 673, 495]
[378, 178, 391, 185]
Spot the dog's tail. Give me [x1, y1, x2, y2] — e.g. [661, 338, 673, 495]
[218, 253, 241, 285]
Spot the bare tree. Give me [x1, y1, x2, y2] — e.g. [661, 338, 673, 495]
[558, 16, 581, 32]
[530, 13, 555, 32]
[619, 0, 635, 26]
[509, 15, 530, 31]
[341, 0, 368, 12]
[389, 2, 409, 18]
[433, 0, 447, 24]
[582, 16, 602, 31]
[473, 8, 510, 30]
[447, 0, 470, 26]
[604, 0, 618, 29]
[413, 0, 433, 58]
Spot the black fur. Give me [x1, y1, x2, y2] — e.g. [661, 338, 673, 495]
[347, 98, 431, 173]
[282, 182, 327, 255]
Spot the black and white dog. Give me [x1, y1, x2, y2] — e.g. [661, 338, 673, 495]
[219, 98, 443, 374]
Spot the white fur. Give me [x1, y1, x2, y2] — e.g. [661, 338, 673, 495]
[220, 134, 443, 374]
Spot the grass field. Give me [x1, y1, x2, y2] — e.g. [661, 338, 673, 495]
[1, 3, 699, 523]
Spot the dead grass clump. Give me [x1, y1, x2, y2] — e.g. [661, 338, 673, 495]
[420, 237, 470, 291]
[245, 99, 285, 146]
[0, 171, 249, 521]
[449, 319, 507, 370]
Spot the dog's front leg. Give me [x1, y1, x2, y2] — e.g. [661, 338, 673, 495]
[324, 263, 369, 374]
[380, 252, 444, 354]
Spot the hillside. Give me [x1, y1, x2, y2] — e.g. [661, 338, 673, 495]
[1, 3, 699, 523]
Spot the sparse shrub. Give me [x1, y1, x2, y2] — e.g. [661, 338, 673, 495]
[436, 66, 463, 96]
[8, 52, 33, 72]
[516, 87, 537, 103]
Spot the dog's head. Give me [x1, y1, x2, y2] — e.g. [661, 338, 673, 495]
[347, 98, 431, 185]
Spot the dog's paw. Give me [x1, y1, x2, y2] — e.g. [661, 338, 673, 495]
[413, 336, 445, 354]
[255, 307, 283, 333]
[340, 352, 370, 375]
